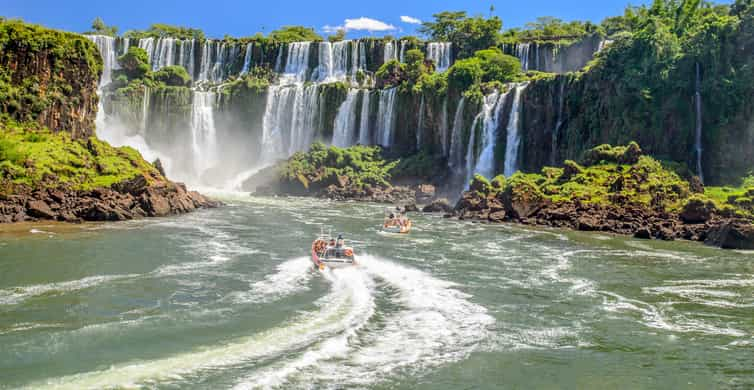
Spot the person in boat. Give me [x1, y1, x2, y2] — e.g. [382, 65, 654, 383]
[336, 234, 344, 248]
[329, 238, 336, 247]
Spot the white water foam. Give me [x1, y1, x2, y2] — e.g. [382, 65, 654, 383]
[31, 266, 373, 389]
[227, 257, 314, 304]
[0, 274, 141, 306]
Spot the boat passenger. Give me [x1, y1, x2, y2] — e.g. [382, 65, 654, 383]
[329, 238, 336, 247]
[336, 234, 344, 248]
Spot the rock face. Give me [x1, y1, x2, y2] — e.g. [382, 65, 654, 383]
[705, 221, 754, 250]
[0, 175, 220, 223]
[0, 21, 101, 139]
[452, 190, 753, 249]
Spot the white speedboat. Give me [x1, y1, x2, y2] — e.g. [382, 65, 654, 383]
[311, 231, 357, 270]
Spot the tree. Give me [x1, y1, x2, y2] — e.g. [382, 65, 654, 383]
[404, 49, 427, 82]
[474, 48, 520, 82]
[151, 65, 191, 86]
[419, 11, 502, 59]
[117, 47, 150, 80]
[88, 17, 118, 36]
[328, 28, 346, 42]
[269, 25, 322, 43]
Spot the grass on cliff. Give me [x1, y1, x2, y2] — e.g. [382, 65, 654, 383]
[0, 121, 161, 192]
[472, 143, 753, 219]
[281, 142, 398, 190]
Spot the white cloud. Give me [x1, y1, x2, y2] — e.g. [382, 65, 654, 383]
[323, 25, 344, 34]
[400, 15, 422, 25]
[343, 17, 396, 32]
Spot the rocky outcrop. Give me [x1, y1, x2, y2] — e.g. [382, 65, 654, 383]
[0, 21, 101, 139]
[0, 175, 219, 223]
[452, 189, 752, 249]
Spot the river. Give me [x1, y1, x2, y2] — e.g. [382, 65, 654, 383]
[1, 195, 752, 389]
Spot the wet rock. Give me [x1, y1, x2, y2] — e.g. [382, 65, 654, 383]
[26, 200, 56, 219]
[153, 158, 166, 177]
[423, 198, 453, 213]
[705, 221, 754, 250]
[415, 184, 436, 203]
[634, 228, 652, 239]
[680, 198, 716, 224]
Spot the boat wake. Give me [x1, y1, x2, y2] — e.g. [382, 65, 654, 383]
[32, 255, 493, 389]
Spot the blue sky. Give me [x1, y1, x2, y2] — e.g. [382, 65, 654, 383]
[3, 0, 654, 39]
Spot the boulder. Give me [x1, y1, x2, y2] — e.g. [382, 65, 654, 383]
[705, 221, 754, 250]
[415, 184, 436, 203]
[26, 200, 56, 219]
[499, 178, 548, 220]
[680, 198, 715, 224]
[422, 198, 453, 213]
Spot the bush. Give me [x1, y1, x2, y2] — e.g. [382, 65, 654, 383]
[118, 47, 150, 80]
[474, 48, 521, 83]
[447, 57, 484, 93]
[151, 65, 191, 87]
[376, 60, 405, 89]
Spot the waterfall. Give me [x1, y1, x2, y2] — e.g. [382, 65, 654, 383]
[358, 41, 367, 71]
[695, 62, 704, 183]
[86, 35, 116, 88]
[138, 38, 155, 67]
[314, 41, 349, 82]
[448, 97, 466, 171]
[282, 42, 311, 83]
[260, 84, 320, 162]
[551, 79, 566, 165]
[140, 86, 150, 136]
[190, 91, 218, 176]
[122, 38, 130, 55]
[332, 89, 360, 147]
[472, 91, 508, 180]
[151, 38, 176, 71]
[399, 41, 407, 63]
[375, 88, 398, 147]
[383, 41, 397, 63]
[416, 95, 425, 149]
[178, 39, 195, 79]
[240, 43, 253, 75]
[198, 41, 212, 82]
[440, 98, 449, 156]
[465, 113, 481, 187]
[427, 42, 452, 72]
[358, 90, 371, 145]
[503, 84, 526, 177]
[351, 40, 365, 76]
[274, 44, 284, 73]
[517, 43, 531, 72]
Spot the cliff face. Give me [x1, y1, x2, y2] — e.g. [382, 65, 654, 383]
[0, 20, 101, 138]
[519, 13, 754, 185]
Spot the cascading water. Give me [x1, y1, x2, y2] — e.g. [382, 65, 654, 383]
[695, 62, 704, 183]
[260, 84, 320, 162]
[551, 79, 566, 166]
[332, 90, 360, 147]
[416, 96, 425, 149]
[138, 38, 155, 67]
[517, 43, 531, 72]
[440, 98, 449, 156]
[151, 38, 176, 71]
[314, 41, 349, 82]
[448, 97, 466, 172]
[427, 42, 452, 72]
[383, 41, 397, 64]
[471, 91, 508, 181]
[375, 88, 398, 147]
[464, 114, 481, 187]
[282, 42, 311, 83]
[358, 90, 371, 145]
[190, 91, 218, 178]
[398, 41, 407, 63]
[503, 84, 526, 177]
[240, 43, 254, 75]
[86, 35, 116, 87]
[140, 86, 150, 136]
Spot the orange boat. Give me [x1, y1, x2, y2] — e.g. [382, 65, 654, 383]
[311, 230, 357, 270]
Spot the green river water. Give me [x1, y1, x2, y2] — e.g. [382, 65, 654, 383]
[0, 194, 752, 389]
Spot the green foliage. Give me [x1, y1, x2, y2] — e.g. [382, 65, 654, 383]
[376, 59, 406, 89]
[327, 29, 346, 42]
[117, 47, 150, 80]
[474, 48, 521, 82]
[419, 11, 503, 59]
[503, 17, 601, 42]
[150, 65, 191, 87]
[390, 150, 443, 180]
[124, 24, 204, 40]
[280, 142, 398, 189]
[447, 57, 484, 92]
[0, 20, 102, 125]
[85, 17, 118, 36]
[269, 26, 322, 43]
[0, 121, 161, 190]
